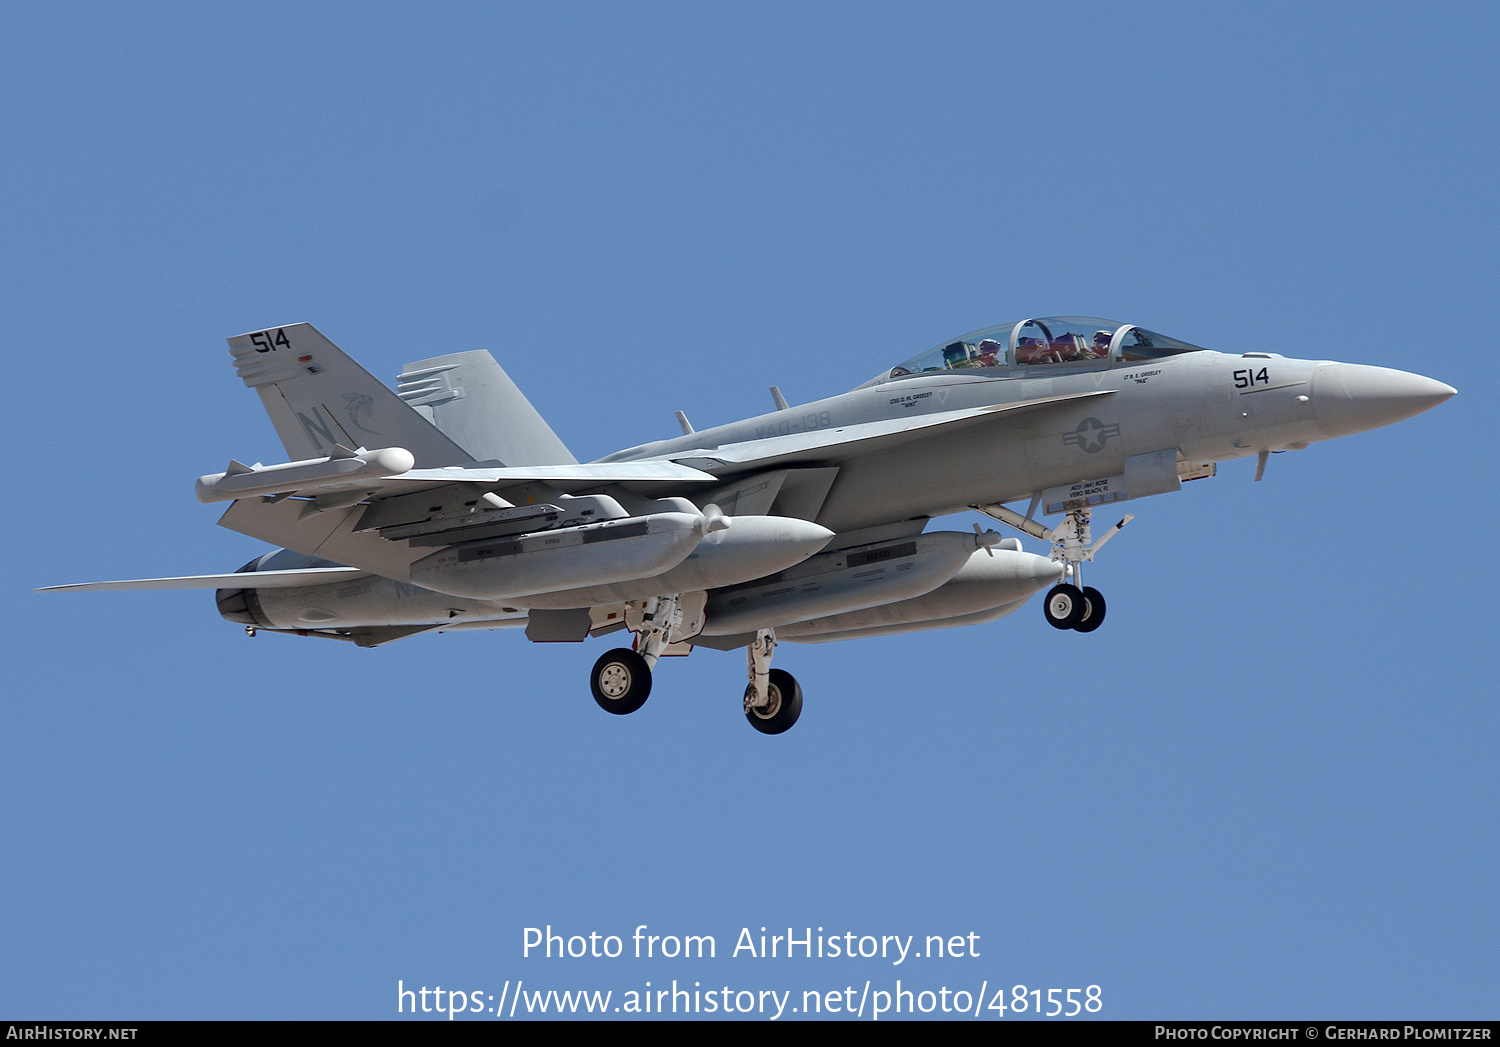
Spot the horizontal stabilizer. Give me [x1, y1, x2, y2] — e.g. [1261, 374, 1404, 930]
[37, 567, 365, 593]
[345, 624, 442, 647]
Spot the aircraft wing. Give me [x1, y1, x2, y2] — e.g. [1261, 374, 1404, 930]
[191, 391, 1111, 587]
[196, 458, 721, 504]
[209, 463, 721, 584]
[37, 567, 365, 593]
[391, 460, 718, 491]
[659, 389, 1115, 474]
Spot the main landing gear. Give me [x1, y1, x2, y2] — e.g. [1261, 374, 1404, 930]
[744, 629, 802, 734]
[974, 503, 1132, 635]
[585, 598, 804, 735]
[588, 592, 685, 716]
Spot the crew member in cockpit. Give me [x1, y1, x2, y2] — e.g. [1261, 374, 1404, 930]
[1014, 335, 1049, 364]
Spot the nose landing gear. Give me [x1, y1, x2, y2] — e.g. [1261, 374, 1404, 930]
[1043, 583, 1106, 631]
[975, 502, 1130, 634]
[1044, 583, 1085, 629]
[1073, 586, 1106, 632]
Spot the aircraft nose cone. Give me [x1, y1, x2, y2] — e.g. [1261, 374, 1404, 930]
[1312, 363, 1456, 439]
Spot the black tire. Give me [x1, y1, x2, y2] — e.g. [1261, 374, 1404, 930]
[1043, 583, 1086, 629]
[1073, 586, 1107, 633]
[590, 648, 651, 715]
[745, 668, 803, 735]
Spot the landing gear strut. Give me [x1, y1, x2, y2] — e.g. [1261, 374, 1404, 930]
[585, 599, 805, 734]
[974, 502, 1132, 634]
[630, 593, 685, 669]
[587, 593, 689, 716]
[1045, 510, 1125, 633]
[744, 629, 802, 734]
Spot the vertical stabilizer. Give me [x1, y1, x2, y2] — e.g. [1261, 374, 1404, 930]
[227, 324, 475, 467]
[397, 350, 577, 466]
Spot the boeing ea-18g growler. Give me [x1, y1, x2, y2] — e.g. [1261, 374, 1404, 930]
[42, 317, 1455, 734]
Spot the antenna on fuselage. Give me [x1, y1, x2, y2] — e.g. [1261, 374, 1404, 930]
[675, 411, 695, 435]
[770, 387, 790, 411]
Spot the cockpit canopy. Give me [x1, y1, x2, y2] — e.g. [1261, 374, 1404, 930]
[871, 317, 1209, 384]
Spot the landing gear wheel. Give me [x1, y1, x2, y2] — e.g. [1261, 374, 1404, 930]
[590, 648, 652, 715]
[1044, 583, 1086, 630]
[745, 668, 802, 735]
[1073, 586, 1107, 633]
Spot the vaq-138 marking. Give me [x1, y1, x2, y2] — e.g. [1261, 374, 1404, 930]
[41, 317, 1455, 734]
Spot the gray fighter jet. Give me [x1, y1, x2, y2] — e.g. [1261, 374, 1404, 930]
[42, 317, 1454, 734]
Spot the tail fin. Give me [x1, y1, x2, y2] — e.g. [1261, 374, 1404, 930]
[227, 324, 475, 467]
[397, 350, 577, 466]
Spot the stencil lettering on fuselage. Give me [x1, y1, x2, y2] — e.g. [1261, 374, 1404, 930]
[753, 411, 832, 440]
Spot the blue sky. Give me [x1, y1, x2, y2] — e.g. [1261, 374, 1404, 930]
[1, 2, 1495, 1020]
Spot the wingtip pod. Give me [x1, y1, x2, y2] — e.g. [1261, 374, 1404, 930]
[365, 447, 418, 474]
[194, 447, 416, 503]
